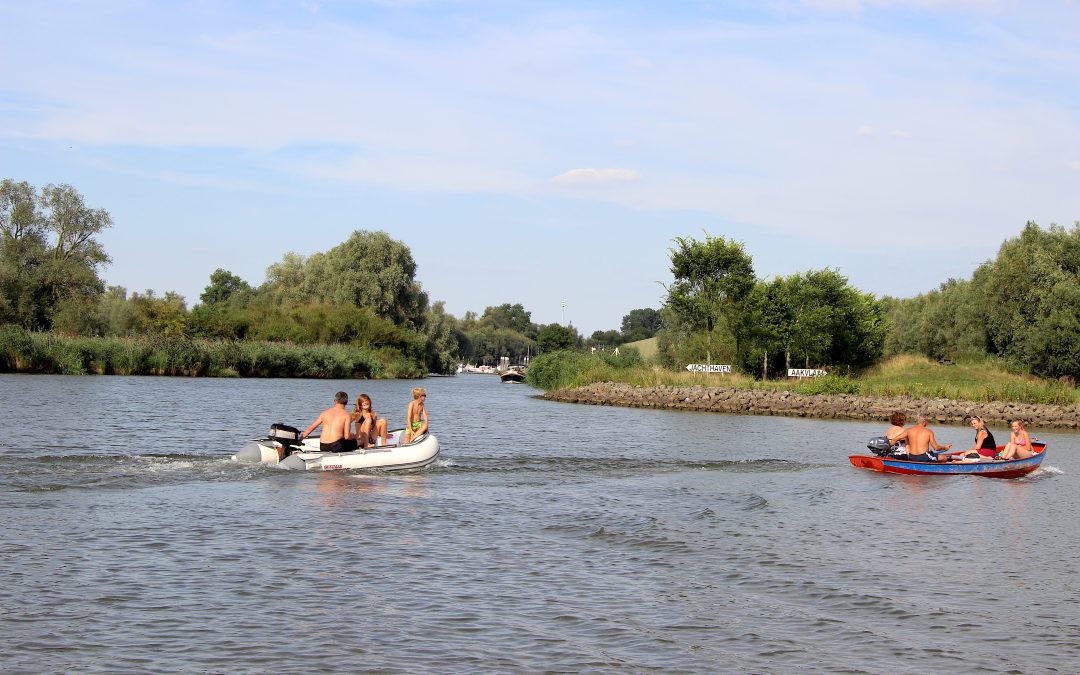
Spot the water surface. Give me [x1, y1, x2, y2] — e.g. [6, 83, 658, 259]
[1, 374, 1076, 672]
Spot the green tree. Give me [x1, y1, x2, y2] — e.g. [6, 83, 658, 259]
[743, 276, 792, 378]
[422, 301, 460, 374]
[663, 232, 755, 364]
[620, 307, 662, 342]
[299, 230, 429, 329]
[200, 268, 252, 306]
[130, 290, 189, 337]
[587, 329, 622, 349]
[38, 183, 112, 313]
[261, 252, 308, 307]
[537, 323, 580, 353]
[974, 222, 1080, 378]
[0, 179, 45, 326]
[479, 303, 536, 337]
[0, 180, 111, 330]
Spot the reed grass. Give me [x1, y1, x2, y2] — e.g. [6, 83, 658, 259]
[0, 326, 420, 379]
[525, 350, 1080, 406]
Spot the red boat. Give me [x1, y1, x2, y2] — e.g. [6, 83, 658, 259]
[849, 443, 1047, 479]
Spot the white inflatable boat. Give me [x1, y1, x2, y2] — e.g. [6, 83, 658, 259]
[233, 423, 440, 471]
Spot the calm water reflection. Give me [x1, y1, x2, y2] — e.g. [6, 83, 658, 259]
[1, 373, 1077, 672]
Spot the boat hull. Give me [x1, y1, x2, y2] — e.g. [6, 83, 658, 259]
[849, 443, 1046, 479]
[233, 430, 439, 471]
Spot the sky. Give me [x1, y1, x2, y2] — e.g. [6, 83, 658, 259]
[2, 0, 1079, 336]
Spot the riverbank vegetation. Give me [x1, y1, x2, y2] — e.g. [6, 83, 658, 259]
[526, 351, 1080, 406]
[0, 325, 421, 378]
[528, 225, 1080, 403]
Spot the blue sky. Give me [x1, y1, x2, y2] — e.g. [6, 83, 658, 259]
[2, 0, 1078, 335]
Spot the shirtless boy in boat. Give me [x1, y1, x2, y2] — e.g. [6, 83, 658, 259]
[890, 415, 951, 462]
[300, 391, 357, 452]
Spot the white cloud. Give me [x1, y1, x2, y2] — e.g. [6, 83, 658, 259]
[551, 168, 641, 184]
[857, 126, 875, 136]
[1068, 160, 1080, 170]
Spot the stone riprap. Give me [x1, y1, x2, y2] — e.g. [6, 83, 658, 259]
[542, 382, 1080, 429]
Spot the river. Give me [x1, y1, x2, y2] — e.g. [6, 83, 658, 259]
[1, 373, 1077, 673]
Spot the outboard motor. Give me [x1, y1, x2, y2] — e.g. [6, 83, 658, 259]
[866, 436, 893, 457]
[269, 423, 302, 457]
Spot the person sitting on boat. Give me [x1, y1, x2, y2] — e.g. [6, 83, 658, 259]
[889, 415, 951, 462]
[353, 393, 388, 448]
[886, 412, 908, 455]
[300, 391, 357, 452]
[998, 418, 1034, 460]
[955, 415, 997, 461]
[404, 387, 428, 444]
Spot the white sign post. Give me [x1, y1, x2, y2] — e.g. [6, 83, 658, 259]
[788, 368, 827, 378]
[685, 364, 732, 374]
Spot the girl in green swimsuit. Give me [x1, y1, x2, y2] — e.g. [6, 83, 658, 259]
[405, 387, 428, 443]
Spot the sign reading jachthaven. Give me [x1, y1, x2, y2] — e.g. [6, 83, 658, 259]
[788, 368, 827, 377]
[686, 364, 732, 373]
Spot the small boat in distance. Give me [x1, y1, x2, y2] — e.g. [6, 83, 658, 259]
[849, 442, 1046, 479]
[457, 363, 498, 374]
[500, 365, 526, 383]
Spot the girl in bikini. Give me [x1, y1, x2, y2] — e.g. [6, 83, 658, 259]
[353, 393, 388, 448]
[404, 387, 428, 444]
[998, 418, 1033, 460]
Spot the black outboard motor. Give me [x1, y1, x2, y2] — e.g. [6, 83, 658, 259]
[269, 423, 302, 457]
[866, 436, 893, 457]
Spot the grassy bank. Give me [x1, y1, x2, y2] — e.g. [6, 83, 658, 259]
[526, 351, 1080, 406]
[0, 326, 425, 378]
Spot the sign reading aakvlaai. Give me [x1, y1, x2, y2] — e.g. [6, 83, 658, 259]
[686, 364, 732, 373]
[788, 368, 827, 377]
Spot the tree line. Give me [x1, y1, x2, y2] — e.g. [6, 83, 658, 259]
[0, 179, 662, 375]
[884, 221, 1080, 382]
[657, 232, 887, 378]
[7, 178, 1072, 382]
[655, 223, 1080, 383]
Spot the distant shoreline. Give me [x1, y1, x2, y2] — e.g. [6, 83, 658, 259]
[542, 382, 1080, 430]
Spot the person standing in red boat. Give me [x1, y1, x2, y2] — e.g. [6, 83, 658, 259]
[890, 415, 952, 462]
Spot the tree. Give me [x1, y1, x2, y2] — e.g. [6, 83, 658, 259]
[974, 222, 1080, 378]
[663, 232, 755, 364]
[301, 230, 429, 329]
[620, 307, 662, 342]
[479, 303, 536, 337]
[200, 268, 252, 306]
[130, 290, 189, 336]
[537, 323, 580, 353]
[0, 179, 45, 326]
[743, 277, 792, 378]
[0, 180, 111, 329]
[261, 252, 308, 307]
[422, 301, 460, 374]
[587, 329, 622, 349]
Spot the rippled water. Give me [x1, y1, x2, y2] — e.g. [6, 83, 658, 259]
[1, 373, 1078, 673]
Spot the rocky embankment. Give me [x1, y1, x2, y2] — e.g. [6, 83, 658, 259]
[542, 382, 1080, 429]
